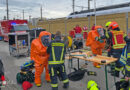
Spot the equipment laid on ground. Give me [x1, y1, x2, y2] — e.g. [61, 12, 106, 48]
[16, 60, 34, 84]
[87, 80, 99, 90]
[20, 60, 34, 72]
[87, 71, 97, 76]
[8, 32, 30, 57]
[68, 68, 86, 81]
[66, 50, 117, 90]
[22, 81, 33, 90]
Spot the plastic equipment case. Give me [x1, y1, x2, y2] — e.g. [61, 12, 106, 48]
[8, 32, 30, 57]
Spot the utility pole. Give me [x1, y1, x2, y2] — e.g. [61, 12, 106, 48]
[41, 5, 43, 20]
[126, 12, 128, 34]
[6, 0, 9, 20]
[88, 0, 91, 31]
[29, 15, 31, 22]
[88, 0, 90, 10]
[72, 0, 75, 14]
[23, 9, 24, 20]
[94, 0, 96, 25]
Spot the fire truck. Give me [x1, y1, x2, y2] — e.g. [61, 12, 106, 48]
[0, 20, 29, 41]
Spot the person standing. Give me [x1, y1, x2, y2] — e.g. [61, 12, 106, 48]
[86, 26, 106, 68]
[82, 25, 88, 39]
[74, 24, 82, 34]
[30, 31, 51, 87]
[105, 21, 112, 57]
[107, 22, 126, 77]
[114, 30, 130, 89]
[119, 30, 130, 79]
[91, 24, 95, 30]
[47, 31, 69, 90]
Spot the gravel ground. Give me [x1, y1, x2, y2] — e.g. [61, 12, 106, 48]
[0, 41, 122, 90]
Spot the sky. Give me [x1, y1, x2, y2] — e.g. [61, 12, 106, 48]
[0, 0, 130, 20]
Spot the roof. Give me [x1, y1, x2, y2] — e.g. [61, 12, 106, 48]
[67, 2, 130, 19]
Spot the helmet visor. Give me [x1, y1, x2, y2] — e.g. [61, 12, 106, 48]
[41, 35, 51, 47]
[97, 28, 104, 36]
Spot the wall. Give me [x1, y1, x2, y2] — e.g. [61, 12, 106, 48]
[28, 12, 130, 34]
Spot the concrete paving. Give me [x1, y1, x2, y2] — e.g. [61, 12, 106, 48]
[0, 41, 121, 90]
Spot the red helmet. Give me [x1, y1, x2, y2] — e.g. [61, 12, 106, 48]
[109, 22, 119, 30]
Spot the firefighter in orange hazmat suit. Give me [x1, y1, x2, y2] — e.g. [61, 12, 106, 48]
[86, 26, 106, 68]
[30, 31, 51, 87]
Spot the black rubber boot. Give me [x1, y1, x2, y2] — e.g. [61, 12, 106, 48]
[52, 87, 58, 90]
[111, 71, 120, 77]
[115, 81, 121, 90]
[63, 82, 69, 89]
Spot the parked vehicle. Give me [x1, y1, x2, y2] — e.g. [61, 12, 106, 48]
[0, 20, 29, 41]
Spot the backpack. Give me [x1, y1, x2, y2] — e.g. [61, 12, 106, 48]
[68, 68, 86, 81]
[16, 71, 34, 84]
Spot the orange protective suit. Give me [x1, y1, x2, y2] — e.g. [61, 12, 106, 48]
[86, 26, 106, 67]
[30, 31, 51, 84]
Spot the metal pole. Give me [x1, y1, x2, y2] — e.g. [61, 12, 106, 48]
[94, 0, 96, 25]
[72, 0, 75, 14]
[49, 20, 51, 32]
[105, 65, 109, 90]
[41, 6, 43, 20]
[64, 19, 67, 35]
[6, 0, 9, 20]
[126, 12, 128, 34]
[23, 9, 24, 20]
[82, 6, 83, 11]
[88, 0, 90, 10]
[77, 58, 79, 70]
[29, 15, 31, 22]
[88, 0, 91, 31]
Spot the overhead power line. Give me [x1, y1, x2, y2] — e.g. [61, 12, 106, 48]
[75, 5, 88, 11]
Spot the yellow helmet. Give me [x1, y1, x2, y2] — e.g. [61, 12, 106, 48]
[87, 80, 98, 89]
[105, 21, 112, 27]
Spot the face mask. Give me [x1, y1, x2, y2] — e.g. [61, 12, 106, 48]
[41, 35, 51, 47]
[97, 28, 104, 36]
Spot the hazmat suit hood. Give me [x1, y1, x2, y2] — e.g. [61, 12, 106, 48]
[95, 26, 104, 37]
[39, 31, 51, 47]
